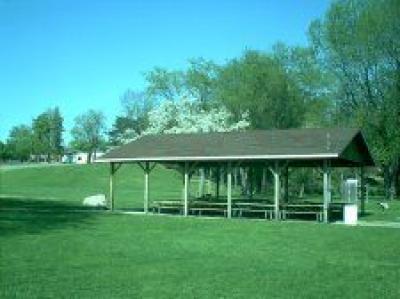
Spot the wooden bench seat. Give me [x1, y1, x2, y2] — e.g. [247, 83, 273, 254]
[152, 201, 183, 214]
[190, 207, 227, 216]
[233, 202, 275, 220]
[234, 208, 274, 219]
[281, 210, 323, 222]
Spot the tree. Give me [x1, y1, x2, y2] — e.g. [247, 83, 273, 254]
[309, 0, 400, 198]
[109, 90, 154, 145]
[7, 125, 33, 161]
[0, 141, 5, 161]
[184, 58, 219, 106]
[141, 98, 250, 136]
[32, 112, 51, 159]
[108, 89, 154, 145]
[215, 50, 305, 129]
[32, 107, 64, 161]
[144, 58, 218, 107]
[71, 110, 106, 163]
[108, 116, 138, 145]
[49, 107, 64, 159]
[145, 67, 185, 101]
[272, 43, 334, 127]
[120, 89, 154, 122]
[0, 140, 13, 161]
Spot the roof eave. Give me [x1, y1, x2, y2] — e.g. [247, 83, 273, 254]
[96, 153, 339, 163]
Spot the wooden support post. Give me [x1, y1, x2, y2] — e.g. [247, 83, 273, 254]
[323, 160, 331, 223]
[109, 162, 115, 211]
[340, 172, 344, 199]
[199, 168, 205, 198]
[184, 162, 189, 216]
[233, 167, 237, 188]
[360, 167, 366, 215]
[216, 166, 220, 200]
[144, 162, 150, 213]
[284, 164, 289, 203]
[249, 167, 253, 200]
[273, 161, 280, 220]
[227, 162, 232, 219]
[261, 167, 267, 193]
[206, 167, 211, 194]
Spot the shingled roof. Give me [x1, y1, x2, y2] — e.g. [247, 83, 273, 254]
[98, 128, 374, 166]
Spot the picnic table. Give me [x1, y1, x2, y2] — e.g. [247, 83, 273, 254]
[189, 201, 227, 216]
[234, 202, 276, 219]
[152, 200, 184, 214]
[280, 203, 324, 221]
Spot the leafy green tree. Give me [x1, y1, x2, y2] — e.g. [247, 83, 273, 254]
[32, 112, 51, 159]
[0, 141, 4, 161]
[49, 107, 64, 158]
[0, 140, 13, 161]
[32, 107, 64, 161]
[145, 58, 218, 107]
[309, 0, 400, 198]
[184, 58, 219, 106]
[145, 67, 184, 101]
[215, 50, 305, 129]
[272, 43, 333, 127]
[108, 116, 138, 145]
[71, 110, 106, 163]
[7, 125, 33, 161]
[109, 90, 154, 145]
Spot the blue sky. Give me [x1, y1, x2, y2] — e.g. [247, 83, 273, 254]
[0, 0, 330, 143]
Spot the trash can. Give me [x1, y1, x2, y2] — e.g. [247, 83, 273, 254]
[343, 203, 358, 225]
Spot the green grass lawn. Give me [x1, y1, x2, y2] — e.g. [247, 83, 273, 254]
[1, 205, 400, 298]
[0, 163, 242, 209]
[0, 163, 184, 209]
[1, 164, 400, 298]
[1, 163, 399, 221]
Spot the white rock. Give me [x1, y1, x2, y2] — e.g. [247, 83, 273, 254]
[83, 194, 107, 208]
[378, 202, 389, 210]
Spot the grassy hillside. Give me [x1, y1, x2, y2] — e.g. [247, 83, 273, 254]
[0, 163, 185, 209]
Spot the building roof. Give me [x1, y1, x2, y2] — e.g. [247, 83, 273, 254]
[98, 128, 375, 166]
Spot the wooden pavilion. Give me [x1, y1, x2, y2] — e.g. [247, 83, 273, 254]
[97, 128, 375, 223]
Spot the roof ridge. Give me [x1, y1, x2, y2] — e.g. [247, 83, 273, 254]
[139, 127, 361, 138]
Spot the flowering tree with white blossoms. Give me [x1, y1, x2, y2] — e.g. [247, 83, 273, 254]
[121, 98, 249, 143]
[140, 98, 250, 196]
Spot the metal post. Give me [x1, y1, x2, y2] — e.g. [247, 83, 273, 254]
[227, 162, 232, 219]
[323, 160, 331, 223]
[273, 161, 280, 220]
[184, 162, 189, 216]
[144, 162, 149, 213]
[109, 162, 115, 211]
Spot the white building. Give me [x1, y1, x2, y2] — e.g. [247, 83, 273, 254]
[62, 152, 105, 164]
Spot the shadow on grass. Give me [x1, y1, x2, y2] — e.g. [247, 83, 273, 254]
[358, 212, 373, 218]
[0, 197, 103, 236]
